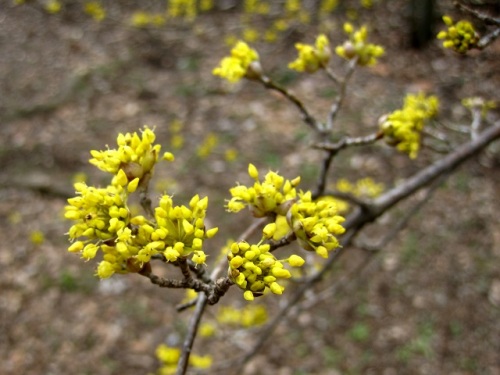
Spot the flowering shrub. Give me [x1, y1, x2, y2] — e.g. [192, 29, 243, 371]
[57, 2, 500, 374]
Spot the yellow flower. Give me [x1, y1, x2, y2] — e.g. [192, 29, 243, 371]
[227, 164, 300, 217]
[380, 93, 439, 159]
[437, 15, 478, 54]
[335, 23, 385, 66]
[289, 34, 331, 73]
[213, 41, 261, 83]
[288, 192, 346, 258]
[84, 1, 106, 22]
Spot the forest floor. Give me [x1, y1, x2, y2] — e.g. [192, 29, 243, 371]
[0, 1, 499, 374]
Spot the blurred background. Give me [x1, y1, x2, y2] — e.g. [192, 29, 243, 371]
[0, 1, 499, 374]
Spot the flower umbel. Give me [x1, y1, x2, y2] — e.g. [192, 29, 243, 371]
[287, 192, 346, 258]
[288, 34, 331, 73]
[335, 23, 384, 66]
[227, 241, 298, 300]
[65, 127, 217, 278]
[226, 164, 300, 217]
[437, 16, 478, 54]
[380, 92, 439, 159]
[213, 41, 261, 83]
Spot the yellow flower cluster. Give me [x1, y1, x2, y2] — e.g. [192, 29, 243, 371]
[227, 241, 305, 301]
[212, 41, 261, 83]
[289, 34, 331, 73]
[130, 12, 166, 28]
[226, 164, 300, 217]
[84, 1, 106, 21]
[65, 127, 217, 278]
[380, 93, 439, 159]
[437, 16, 478, 54]
[151, 194, 218, 264]
[226, 165, 346, 299]
[288, 192, 346, 258]
[335, 23, 385, 66]
[89, 126, 174, 184]
[156, 344, 212, 375]
[45, 0, 62, 14]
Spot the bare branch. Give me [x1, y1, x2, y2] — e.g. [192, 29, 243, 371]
[366, 122, 500, 220]
[313, 132, 382, 153]
[454, 1, 500, 26]
[311, 132, 382, 198]
[259, 75, 323, 133]
[326, 58, 358, 131]
[478, 27, 500, 49]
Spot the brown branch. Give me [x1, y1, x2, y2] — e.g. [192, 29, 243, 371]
[228, 121, 500, 372]
[366, 121, 500, 221]
[259, 75, 323, 133]
[313, 131, 382, 152]
[326, 58, 358, 130]
[311, 132, 382, 198]
[454, 1, 500, 26]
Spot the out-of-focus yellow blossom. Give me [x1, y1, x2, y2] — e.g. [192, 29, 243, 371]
[224, 148, 238, 162]
[45, 0, 62, 14]
[156, 344, 212, 374]
[289, 34, 331, 73]
[189, 354, 213, 370]
[287, 192, 346, 258]
[30, 230, 45, 245]
[243, 28, 260, 42]
[197, 133, 218, 158]
[337, 177, 384, 199]
[199, 0, 214, 11]
[437, 16, 478, 54]
[84, 1, 106, 21]
[199, 322, 216, 337]
[380, 93, 439, 159]
[285, 0, 301, 13]
[167, 0, 197, 20]
[130, 12, 165, 27]
[335, 23, 384, 66]
[361, 0, 373, 9]
[320, 0, 339, 13]
[213, 41, 261, 83]
[131, 12, 150, 28]
[226, 163, 300, 217]
[244, 0, 270, 15]
[217, 304, 268, 327]
[462, 97, 496, 118]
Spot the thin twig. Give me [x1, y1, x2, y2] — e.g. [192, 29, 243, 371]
[453, 1, 500, 26]
[259, 75, 322, 133]
[313, 132, 382, 153]
[312, 150, 335, 199]
[311, 132, 382, 199]
[326, 58, 358, 131]
[478, 27, 500, 49]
